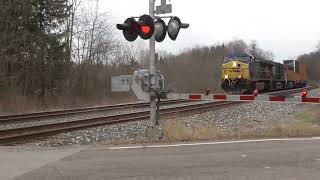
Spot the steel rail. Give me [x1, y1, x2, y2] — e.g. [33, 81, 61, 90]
[0, 87, 314, 145]
[0, 99, 188, 124]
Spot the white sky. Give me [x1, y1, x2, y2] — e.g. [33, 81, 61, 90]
[100, 0, 320, 60]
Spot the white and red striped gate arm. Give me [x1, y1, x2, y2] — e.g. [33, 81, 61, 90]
[166, 93, 320, 104]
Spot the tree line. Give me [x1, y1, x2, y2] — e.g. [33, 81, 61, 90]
[157, 40, 319, 93]
[0, 0, 318, 113]
[157, 39, 275, 93]
[297, 42, 320, 80]
[0, 0, 141, 113]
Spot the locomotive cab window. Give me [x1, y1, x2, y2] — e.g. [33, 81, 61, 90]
[223, 54, 251, 63]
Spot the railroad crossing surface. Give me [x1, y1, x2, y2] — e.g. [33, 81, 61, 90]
[3, 138, 320, 180]
[0, 146, 86, 180]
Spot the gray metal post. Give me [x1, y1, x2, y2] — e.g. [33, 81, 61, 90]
[149, 0, 158, 138]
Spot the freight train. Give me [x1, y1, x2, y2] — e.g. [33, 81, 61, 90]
[221, 53, 306, 94]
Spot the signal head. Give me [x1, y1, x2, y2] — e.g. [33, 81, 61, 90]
[253, 89, 259, 97]
[154, 18, 167, 42]
[138, 14, 155, 40]
[116, 18, 139, 42]
[167, 16, 189, 41]
[301, 89, 308, 98]
[167, 17, 181, 40]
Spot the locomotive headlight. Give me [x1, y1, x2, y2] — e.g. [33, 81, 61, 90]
[224, 75, 229, 79]
[233, 62, 237, 67]
[239, 75, 242, 78]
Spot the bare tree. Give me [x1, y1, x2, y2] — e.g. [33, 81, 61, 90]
[227, 39, 248, 54]
[72, 1, 116, 64]
[297, 42, 320, 80]
[316, 41, 320, 52]
[159, 44, 227, 93]
[248, 40, 274, 60]
[66, 0, 82, 61]
[249, 40, 258, 56]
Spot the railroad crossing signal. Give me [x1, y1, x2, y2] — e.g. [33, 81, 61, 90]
[116, 15, 189, 42]
[116, 0, 190, 140]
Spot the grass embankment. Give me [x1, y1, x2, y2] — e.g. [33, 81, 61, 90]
[0, 92, 135, 115]
[161, 107, 320, 142]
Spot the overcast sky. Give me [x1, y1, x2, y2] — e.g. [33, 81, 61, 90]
[100, 0, 320, 60]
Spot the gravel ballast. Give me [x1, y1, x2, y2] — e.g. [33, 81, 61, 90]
[34, 88, 320, 147]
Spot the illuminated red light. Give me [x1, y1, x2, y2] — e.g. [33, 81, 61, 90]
[301, 89, 308, 98]
[253, 89, 259, 97]
[141, 25, 151, 34]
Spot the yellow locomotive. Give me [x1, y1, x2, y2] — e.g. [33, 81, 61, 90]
[221, 54, 306, 94]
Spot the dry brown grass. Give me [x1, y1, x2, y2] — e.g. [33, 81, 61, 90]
[161, 119, 227, 142]
[102, 108, 320, 146]
[102, 107, 320, 146]
[295, 108, 320, 125]
[262, 122, 320, 138]
[160, 108, 320, 142]
[0, 91, 136, 115]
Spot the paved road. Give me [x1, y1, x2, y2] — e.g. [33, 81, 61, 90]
[0, 146, 85, 180]
[12, 138, 320, 180]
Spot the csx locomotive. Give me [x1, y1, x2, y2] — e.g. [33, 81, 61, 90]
[221, 53, 306, 94]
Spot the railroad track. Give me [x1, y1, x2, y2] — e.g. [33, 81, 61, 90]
[0, 101, 234, 145]
[0, 87, 313, 145]
[0, 99, 188, 123]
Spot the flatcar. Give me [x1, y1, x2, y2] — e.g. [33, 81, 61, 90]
[221, 53, 306, 94]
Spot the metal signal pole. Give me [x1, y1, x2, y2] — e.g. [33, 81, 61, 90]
[149, 0, 158, 138]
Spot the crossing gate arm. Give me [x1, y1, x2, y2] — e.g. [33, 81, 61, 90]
[166, 93, 320, 104]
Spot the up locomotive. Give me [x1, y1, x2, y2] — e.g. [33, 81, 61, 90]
[221, 53, 306, 94]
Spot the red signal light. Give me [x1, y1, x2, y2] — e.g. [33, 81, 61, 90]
[301, 89, 308, 98]
[253, 89, 259, 97]
[141, 25, 151, 34]
[138, 15, 154, 40]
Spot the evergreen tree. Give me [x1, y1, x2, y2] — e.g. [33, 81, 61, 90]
[0, 0, 70, 96]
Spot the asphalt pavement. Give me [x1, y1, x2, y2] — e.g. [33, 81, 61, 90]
[10, 138, 320, 180]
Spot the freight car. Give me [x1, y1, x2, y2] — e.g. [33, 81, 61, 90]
[221, 53, 306, 94]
